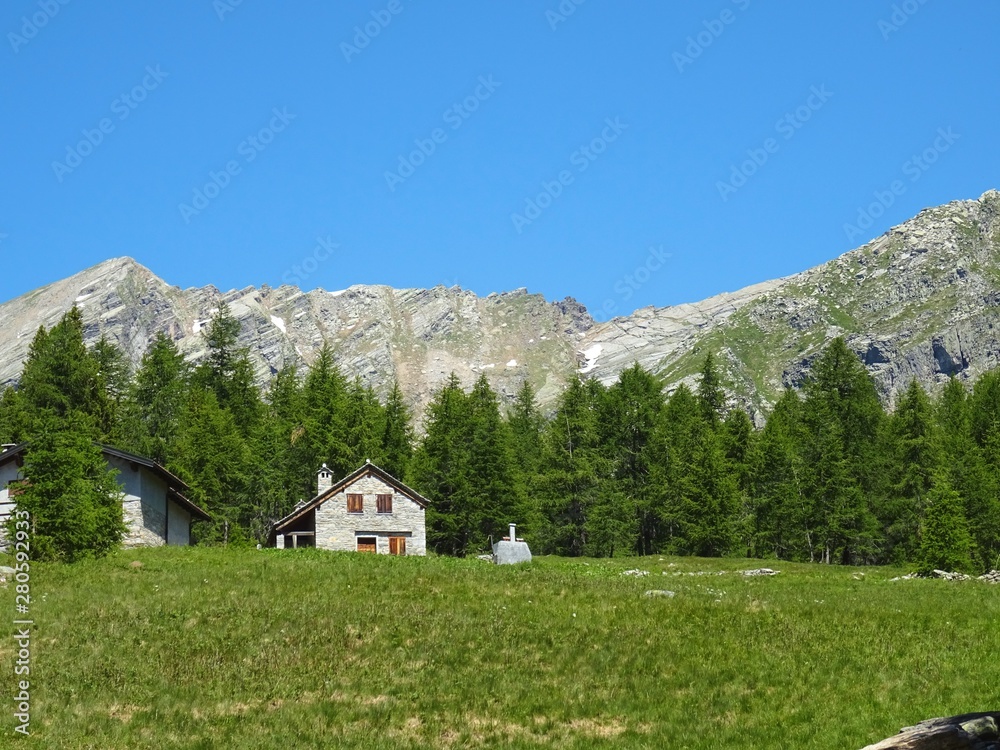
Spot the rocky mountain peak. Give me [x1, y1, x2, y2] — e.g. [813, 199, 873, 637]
[1, 191, 999, 418]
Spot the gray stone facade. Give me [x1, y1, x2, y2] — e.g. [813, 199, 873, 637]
[313, 473, 426, 555]
[274, 464, 427, 555]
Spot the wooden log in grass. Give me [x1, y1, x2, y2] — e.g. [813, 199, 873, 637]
[861, 713, 1000, 750]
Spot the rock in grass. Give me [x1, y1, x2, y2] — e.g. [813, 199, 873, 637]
[860, 712, 1000, 749]
[0, 565, 15, 576]
[740, 568, 779, 577]
[129, 561, 143, 570]
[622, 569, 650, 577]
[644, 590, 675, 598]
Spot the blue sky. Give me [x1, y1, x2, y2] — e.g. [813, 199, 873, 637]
[2, 1, 997, 321]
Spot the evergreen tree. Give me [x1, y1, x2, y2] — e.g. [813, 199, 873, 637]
[170, 386, 254, 545]
[878, 379, 941, 562]
[697, 352, 726, 424]
[918, 472, 974, 575]
[381, 381, 413, 480]
[601, 364, 665, 555]
[411, 374, 473, 555]
[18, 308, 106, 426]
[91, 336, 131, 442]
[647, 384, 738, 556]
[300, 345, 351, 477]
[536, 376, 606, 556]
[11, 413, 126, 562]
[466, 374, 521, 549]
[344, 377, 386, 469]
[123, 332, 190, 464]
[722, 408, 755, 553]
[938, 377, 1000, 570]
[194, 303, 262, 436]
[746, 389, 808, 559]
[505, 380, 545, 543]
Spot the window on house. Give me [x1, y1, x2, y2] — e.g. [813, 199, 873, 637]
[376, 494, 393, 514]
[347, 493, 363, 513]
[389, 536, 406, 556]
[357, 536, 377, 553]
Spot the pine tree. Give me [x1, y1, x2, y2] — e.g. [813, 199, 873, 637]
[466, 374, 521, 550]
[601, 364, 665, 555]
[722, 408, 755, 553]
[123, 332, 190, 464]
[410, 374, 473, 556]
[506, 380, 545, 544]
[381, 381, 414, 480]
[697, 352, 726, 425]
[11, 413, 126, 562]
[939, 377, 1000, 570]
[918, 472, 974, 575]
[301, 344, 351, 477]
[878, 379, 941, 563]
[536, 376, 606, 556]
[747, 389, 808, 559]
[194, 303, 261, 437]
[344, 377, 386, 469]
[91, 336, 131, 442]
[170, 386, 254, 545]
[18, 308, 106, 427]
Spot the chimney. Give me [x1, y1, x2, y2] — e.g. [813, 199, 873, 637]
[317, 463, 333, 493]
[509, 522, 517, 543]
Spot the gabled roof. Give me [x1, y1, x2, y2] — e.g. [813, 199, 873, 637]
[0, 442, 210, 521]
[274, 461, 429, 533]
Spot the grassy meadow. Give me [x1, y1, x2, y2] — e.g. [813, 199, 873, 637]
[1, 547, 998, 749]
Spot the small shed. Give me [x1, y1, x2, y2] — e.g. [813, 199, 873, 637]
[271, 461, 428, 555]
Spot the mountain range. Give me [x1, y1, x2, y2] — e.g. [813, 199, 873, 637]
[2, 189, 998, 422]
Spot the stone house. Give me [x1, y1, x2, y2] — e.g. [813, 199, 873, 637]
[271, 461, 428, 555]
[0, 442, 210, 549]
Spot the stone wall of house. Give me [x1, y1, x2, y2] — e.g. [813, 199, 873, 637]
[312, 473, 426, 555]
[110, 457, 168, 548]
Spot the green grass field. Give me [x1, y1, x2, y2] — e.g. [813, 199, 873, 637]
[1, 548, 997, 749]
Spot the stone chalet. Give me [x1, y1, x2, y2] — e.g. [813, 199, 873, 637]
[271, 461, 428, 555]
[0, 442, 210, 549]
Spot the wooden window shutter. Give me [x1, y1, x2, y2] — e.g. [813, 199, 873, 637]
[389, 536, 406, 556]
[347, 493, 363, 513]
[376, 493, 393, 513]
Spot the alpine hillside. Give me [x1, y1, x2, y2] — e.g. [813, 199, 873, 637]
[1, 189, 998, 419]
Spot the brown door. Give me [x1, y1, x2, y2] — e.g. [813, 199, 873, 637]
[357, 536, 377, 553]
[388, 536, 406, 556]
